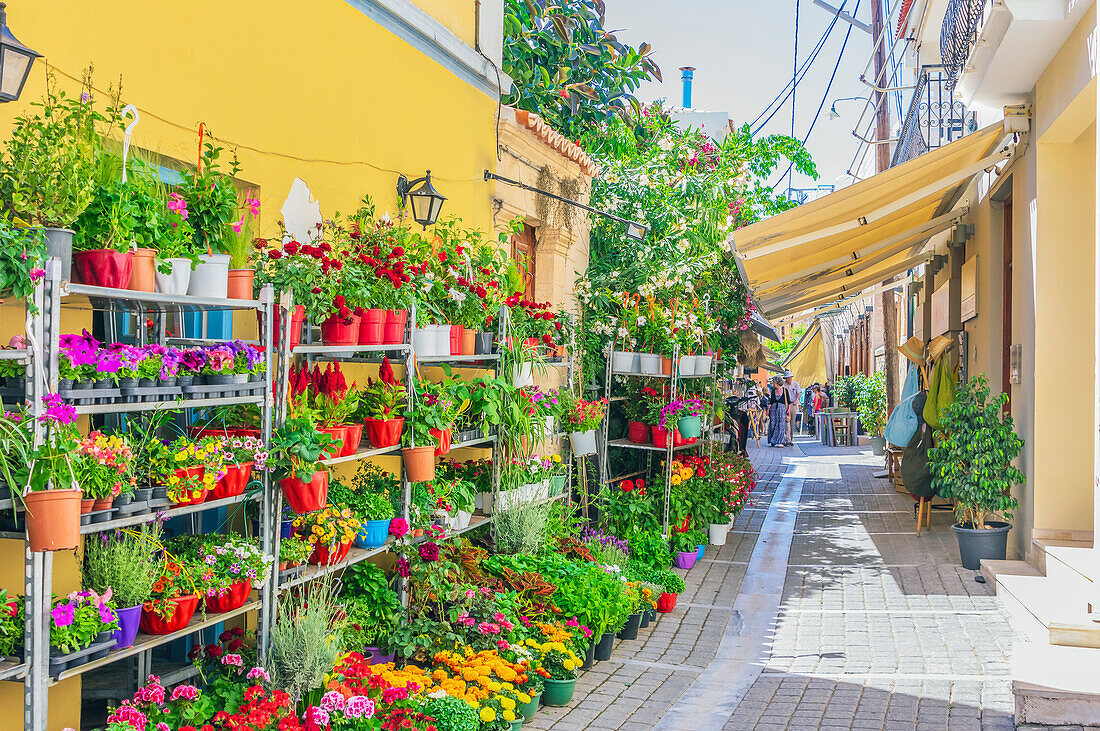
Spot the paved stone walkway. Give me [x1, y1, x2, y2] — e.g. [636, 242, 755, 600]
[527, 439, 1017, 730]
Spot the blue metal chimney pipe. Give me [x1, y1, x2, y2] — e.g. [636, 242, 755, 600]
[679, 66, 695, 108]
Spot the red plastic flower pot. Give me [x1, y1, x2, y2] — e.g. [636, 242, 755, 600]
[449, 324, 462, 355]
[73, 249, 134, 289]
[320, 313, 361, 345]
[430, 427, 452, 456]
[140, 594, 200, 635]
[383, 309, 408, 344]
[364, 417, 403, 448]
[358, 308, 386, 345]
[656, 592, 678, 613]
[279, 470, 330, 514]
[340, 423, 363, 457]
[317, 425, 347, 460]
[627, 421, 650, 444]
[173, 487, 209, 507]
[673, 429, 688, 447]
[204, 581, 253, 613]
[652, 425, 670, 448]
[210, 461, 254, 501]
[309, 540, 352, 566]
[265, 304, 305, 350]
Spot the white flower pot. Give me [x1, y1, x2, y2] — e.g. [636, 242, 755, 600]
[695, 355, 714, 376]
[452, 511, 472, 530]
[155, 258, 192, 295]
[708, 522, 729, 546]
[678, 355, 697, 377]
[433, 325, 451, 357]
[187, 254, 230, 298]
[612, 350, 639, 373]
[512, 363, 534, 388]
[478, 492, 494, 514]
[536, 415, 555, 440]
[570, 429, 597, 456]
[412, 327, 437, 358]
[639, 353, 661, 375]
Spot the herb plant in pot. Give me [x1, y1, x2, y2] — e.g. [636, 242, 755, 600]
[670, 530, 699, 570]
[929, 374, 1023, 570]
[272, 417, 336, 514]
[81, 523, 161, 649]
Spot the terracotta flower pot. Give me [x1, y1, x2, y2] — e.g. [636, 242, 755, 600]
[661, 356, 673, 376]
[318, 426, 347, 460]
[140, 594, 200, 635]
[280, 470, 329, 514]
[383, 309, 407, 344]
[226, 268, 255, 300]
[92, 498, 113, 512]
[320, 313, 361, 345]
[265, 304, 305, 350]
[204, 580, 253, 613]
[210, 461, 254, 500]
[364, 417, 403, 448]
[79, 498, 95, 515]
[430, 427, 452, 456]
[402, 446, 436, 482]
[359, 308, 385, 345]
[340, 423, 364, 457]
[129, 248, 156, 292]
[460, 328, 476, 355]
[73, 249, 134, 289]
[25, 489, 82, 552]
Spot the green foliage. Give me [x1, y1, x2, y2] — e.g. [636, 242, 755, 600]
[856, 371, 888, 438]
[82, 524, 162, 608]
[0, 219, 44, 313]
[421, 695, 479, 731]
[328, 478, 395, 521]
[502, 0, 660, 138]
[670, 529, 704, 554]
[833, 375, 862, 410]
[342, 568, 402, 649]
[929, 374, 1023, 529]
[495, 499, 551, 554]
[177, 140, 240, 255]
[270, 417, 336, 482]
[623, 529, 671, 569]
[772, 324, 808, 357]
[270, 579, 344, 705]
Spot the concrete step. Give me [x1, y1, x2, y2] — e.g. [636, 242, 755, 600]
[1029, 535, 1093, 574]
[980, 558, 1039, 589]
[1013, 643, 1100, 726]
[996, 566, 1100, 649]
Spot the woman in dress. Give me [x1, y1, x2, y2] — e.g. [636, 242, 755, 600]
[768, 376, 790, 447]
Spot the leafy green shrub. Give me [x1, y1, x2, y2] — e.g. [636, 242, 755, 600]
[856, 371, 887, 437]
[421, 694, 479, 731]
[929, 373, 1023, 529]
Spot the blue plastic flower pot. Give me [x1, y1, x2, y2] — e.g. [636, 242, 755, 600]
[356, 518, 392, 549]
[696, 544, 705, 560]
[280, 520, 293, 539]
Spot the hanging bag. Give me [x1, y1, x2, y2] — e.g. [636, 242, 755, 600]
[884, 366, 921, 446]
[900, 424, 936, 498]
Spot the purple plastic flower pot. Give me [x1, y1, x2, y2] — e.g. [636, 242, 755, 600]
[113, 604, 143, 649]
[364, 646, 395, 665]
[674, 550, 698, 570]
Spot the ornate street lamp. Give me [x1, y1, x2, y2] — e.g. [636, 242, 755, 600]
[0, 3, 39, 103]
[396, 170, 446, 229]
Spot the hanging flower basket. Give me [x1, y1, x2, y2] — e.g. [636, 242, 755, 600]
[140, 594, 200, 635]
[364, 417, 403, 448]
[25, 489, 81, 552]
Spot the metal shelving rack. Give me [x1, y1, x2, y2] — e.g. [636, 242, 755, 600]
[598, 341, 720, 537]
[14, 258, 277, 731]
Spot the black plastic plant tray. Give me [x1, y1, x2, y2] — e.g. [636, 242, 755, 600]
[49, 637, 116, 676]
[59, 387, 122, 405]
[118, 385, 184, 403]
[179, 382, 264, 398]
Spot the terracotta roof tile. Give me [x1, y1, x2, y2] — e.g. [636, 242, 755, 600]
[512, 109, 599, 176]
[897, 0, 914, 38]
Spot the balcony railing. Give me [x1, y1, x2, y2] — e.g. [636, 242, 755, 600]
[940, 0, 986, 89]
[891, 65, 976, 167]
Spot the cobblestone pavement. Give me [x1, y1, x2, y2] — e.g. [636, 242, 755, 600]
[527, 440, 1017, 730]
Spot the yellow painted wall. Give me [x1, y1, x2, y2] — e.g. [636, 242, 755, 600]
[0, 0, 501, 726]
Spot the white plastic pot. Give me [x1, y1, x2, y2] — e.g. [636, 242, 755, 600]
[569, 429, 597, 456]
[708, 522, 728, 546]
[612, 350, 639, 374]
[695, 354, 714, 376]
[155, 258, 193, 295]
[678, 355, 697, 376]
[433, 325, 451, 357]
[451, 511, 472, 530]
[512, 363, 534, 388]
[537, 415, 555, 440]
[639, 353, 662, 375]
[187, 254, 230, 298]
[412, 327, 437, 358]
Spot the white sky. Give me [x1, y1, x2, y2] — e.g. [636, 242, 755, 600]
[602, 0, 886, 193]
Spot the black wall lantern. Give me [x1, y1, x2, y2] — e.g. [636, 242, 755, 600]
[0, 3, 38, 103]
[397, 170, 446, 229]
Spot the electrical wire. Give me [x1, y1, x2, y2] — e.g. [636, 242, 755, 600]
[748, 1, 849, 134]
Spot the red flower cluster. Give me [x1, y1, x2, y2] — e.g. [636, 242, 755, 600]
[289, 362, 351, 402]
[330, 295, 354, 325]
[380, 708, 440, 731]
[211, 685, 304, 730]
[619, 478, 646, 496]
[257, 238, 344, 276]
[354, 238, 411, 290]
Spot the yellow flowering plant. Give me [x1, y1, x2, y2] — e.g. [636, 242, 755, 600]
[426, 648, 533, 713]
[292, 506, 361, 547]
[146, 436, 224, 503]
[529, 639, 581, 681]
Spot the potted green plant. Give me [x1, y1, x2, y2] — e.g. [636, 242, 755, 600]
[225, 189, 260, 299]
[48, 590, 119, 675]
[271, 416, 337, 514]
[559, 391, 606, 456]
[177, 141, 240, 298]
[857, 371, 888, 454]
[358, 357, 406, 448]
[18, 395, 85, 551]
[670, 530, 699, 570]
[0, 86, 108, 281]
[535, 641, 583, 707]
[153, 191, 199, 295]
[0, 218, 44, 313]
[329, 479, 395, 549]
[929, 374, 1023, 570]
[81, 523, 161, 649]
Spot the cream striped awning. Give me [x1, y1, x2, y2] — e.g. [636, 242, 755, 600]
[732, 123, 1012, 321]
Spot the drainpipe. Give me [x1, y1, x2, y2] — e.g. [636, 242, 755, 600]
[679, 66, 695, 108]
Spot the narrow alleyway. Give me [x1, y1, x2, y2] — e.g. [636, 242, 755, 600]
[527, 439, 1017, 730]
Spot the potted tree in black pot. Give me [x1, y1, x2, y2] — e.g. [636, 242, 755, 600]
[929, 373, 1023, 570]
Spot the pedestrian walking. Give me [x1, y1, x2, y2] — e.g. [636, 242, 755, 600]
[783, 370, 800, 445]
[767, 375, 790, 447]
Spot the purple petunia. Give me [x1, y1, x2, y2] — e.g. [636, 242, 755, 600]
[50, 602, 75, 627]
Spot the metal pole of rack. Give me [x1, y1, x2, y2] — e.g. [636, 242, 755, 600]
[257, 285, 276, 661]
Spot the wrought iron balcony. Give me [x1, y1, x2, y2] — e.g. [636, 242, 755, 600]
[940, 0, 986, 89]
[891, 65, 976, 167]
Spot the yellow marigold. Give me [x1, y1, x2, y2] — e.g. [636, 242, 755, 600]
[464, 696, 479, 708]
[563, 660, 575, 671]
[503, 710, 516, 722]
[516, 692, 531, 704]
[479, 708, 496, 723]
[671, 475, 682, 486]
